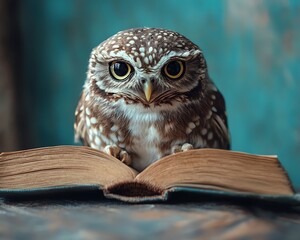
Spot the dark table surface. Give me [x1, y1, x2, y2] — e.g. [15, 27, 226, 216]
[1, 194, 300, 240]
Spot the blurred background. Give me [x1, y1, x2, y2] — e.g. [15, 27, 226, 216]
[0, 0, 299, 187]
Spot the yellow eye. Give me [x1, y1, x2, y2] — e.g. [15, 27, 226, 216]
[163, 60, 185, 79]
[110, 61, 132, 80]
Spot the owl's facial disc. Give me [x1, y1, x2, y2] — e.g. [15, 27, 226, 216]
[107, 57, 197, 105]
[92, 28, 206, 106]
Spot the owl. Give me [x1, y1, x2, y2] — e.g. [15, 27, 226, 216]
[74, 28, 230, 171]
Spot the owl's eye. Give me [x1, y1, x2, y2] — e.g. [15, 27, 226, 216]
[110, 61, 132, 80]
[163, 60, 185, 79]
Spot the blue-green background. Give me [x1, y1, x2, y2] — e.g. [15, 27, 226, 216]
[18, 0, 300, 187]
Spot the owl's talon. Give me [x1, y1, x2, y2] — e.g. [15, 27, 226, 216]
[181, 143, 193, 151]
[103, 145, 131, 166]
[119, 150, 131, 166]
[172, 143, 193, 154]
[104, 145, 121, 158]
[171, 145, 182, 153]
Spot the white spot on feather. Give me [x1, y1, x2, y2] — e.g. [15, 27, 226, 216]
[90, 117, 97, 124]
[110, 133, 118, 143]
[90, 143, 97, 149]
[144, 57, 149, 65]
[186, 128, 193, 134]
[206, 111, 213, 120]
[136, 57, 142, 68]
[111, 125, 118, 131]
[117, 135, 125, 142]
[92, 128, 98, 135]
[86, 117, 91, 127]
[95, 136, 101, 145]
[188, 122, 196, 129]
[181, 52, 190, 57]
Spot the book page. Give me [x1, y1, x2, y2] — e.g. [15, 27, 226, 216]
[0, 146, 137, 189]
[135, 149, 294, 195]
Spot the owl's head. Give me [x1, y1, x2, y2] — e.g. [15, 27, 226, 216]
[86, 28, 209, 109]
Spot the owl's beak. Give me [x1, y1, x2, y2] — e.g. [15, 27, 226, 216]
[143, 80, 153, 102]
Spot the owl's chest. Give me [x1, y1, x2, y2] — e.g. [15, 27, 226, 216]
[126, 117, 165, 171]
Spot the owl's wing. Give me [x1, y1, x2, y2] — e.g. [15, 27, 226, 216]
[74, 92, 88, 145]
[207, 82, 231, 149]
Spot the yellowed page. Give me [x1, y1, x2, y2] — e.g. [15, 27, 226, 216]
[0, 146, 137, 189]
[136, 149, 294, 195]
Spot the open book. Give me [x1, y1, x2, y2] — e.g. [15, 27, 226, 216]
[0, 146, 299, 204]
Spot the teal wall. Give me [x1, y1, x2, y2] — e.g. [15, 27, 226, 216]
[19, 0, 300, 187]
